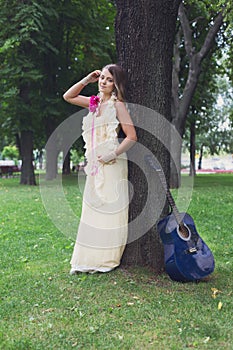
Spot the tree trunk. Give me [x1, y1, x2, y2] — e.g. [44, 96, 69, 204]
[45, 148, 59, 180]
[169, 126, 182, 188]
[189, 119, 196, 176]
[18, 69, 36, 185]
[115, 0, 181, 271]
[63, 150, 71, 175]
[198, 144, 204, 170]
[20, 130, 36, 185]
[45, 117, 59, 180]
[39, 150, 43, 170]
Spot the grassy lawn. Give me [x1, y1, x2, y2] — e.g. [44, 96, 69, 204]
[0, 174, 232, 350]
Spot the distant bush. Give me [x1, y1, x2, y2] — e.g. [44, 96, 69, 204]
[1, 145, 19, 161]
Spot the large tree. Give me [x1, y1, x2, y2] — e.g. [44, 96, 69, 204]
[0, 1, 58, 184]
[115, 0, 181, 271]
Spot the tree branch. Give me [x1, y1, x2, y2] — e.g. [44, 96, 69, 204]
[173, 0, 182, 11]
[178, 3, 193, 57]
[199, 11, 224, 60]
[190, 16, 205, 24]
[174, 6, 225, 135]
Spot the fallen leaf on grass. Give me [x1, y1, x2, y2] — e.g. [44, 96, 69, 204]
[218, 302, 223, 310]
[203, 336, 210, 343]
[211, 288, 222, 298]
[42, 308, 55, 314]
[79, 311, 85, 318]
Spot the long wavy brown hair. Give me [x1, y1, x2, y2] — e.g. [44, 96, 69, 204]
[103, 64, 127, 101]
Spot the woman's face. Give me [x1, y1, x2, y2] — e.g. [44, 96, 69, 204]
[98, 68, 115, 96]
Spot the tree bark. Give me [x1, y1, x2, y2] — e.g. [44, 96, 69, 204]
[45, 117, 59, 180]
[115, 0, 181, 271]
[45, 147, 59, 181]
[18, 66, 36, 185]
[189, 118, 196, 176]
[198, 144, 204, 170]
[63, 150, 71, 175]
[20, 130, 36, 185]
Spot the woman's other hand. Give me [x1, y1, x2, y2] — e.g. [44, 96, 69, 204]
[98, 151, 117, 164]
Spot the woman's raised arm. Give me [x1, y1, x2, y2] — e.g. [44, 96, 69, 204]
[63, 70, 101, 108]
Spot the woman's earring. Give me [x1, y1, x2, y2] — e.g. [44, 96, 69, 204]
[111, 90, 117, 101]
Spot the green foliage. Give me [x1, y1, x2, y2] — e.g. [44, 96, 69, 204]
[184, 72, 233, 155]
[178, 1, 226, 93]
[0, 1, 116, 137]
[70, 148, 84, 166]
[0, 0, 59, 138]
[0, 174, 232, 349]
[1, 145, 19, 160]
[183, 0, 233, 80]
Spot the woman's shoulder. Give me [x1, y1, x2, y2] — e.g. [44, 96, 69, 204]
[114, 99, 127, 107]
[115, 100, 124, 106]
[115, 100, 128, 113]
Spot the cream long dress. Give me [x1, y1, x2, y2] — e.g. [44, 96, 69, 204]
[70, 99, 128, 273]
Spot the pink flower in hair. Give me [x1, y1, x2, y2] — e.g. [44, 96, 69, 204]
[89, 95, 100, 113]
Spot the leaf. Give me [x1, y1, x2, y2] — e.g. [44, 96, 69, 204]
[79, 311, 85, 318]
[42, 308, 55, 313]
[211, 287, 222, 298]
[203, 336, 210, 343]
[218, 301, 223, 310]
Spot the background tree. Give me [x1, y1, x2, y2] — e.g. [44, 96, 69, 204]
[42, 0, 116, 180]
[197, 76, 233, 158]
[183, 72, 233, 170]
[0, 1, 59, 184]
[0, 0, 116, 183]
[171, 0, 230, 186]
[185, 54, 219, 175]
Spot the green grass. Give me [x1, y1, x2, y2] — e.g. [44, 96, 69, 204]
[0, 174, 232, 350]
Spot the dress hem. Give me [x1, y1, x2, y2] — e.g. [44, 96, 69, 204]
[70, 266, 116, 274]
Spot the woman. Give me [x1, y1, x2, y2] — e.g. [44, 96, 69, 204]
[63, 64, 137, 274]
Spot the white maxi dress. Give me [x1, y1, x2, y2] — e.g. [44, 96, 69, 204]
[70, 99, 128, 273]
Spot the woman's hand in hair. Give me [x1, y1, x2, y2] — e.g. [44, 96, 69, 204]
[84, 70, 101, 85]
